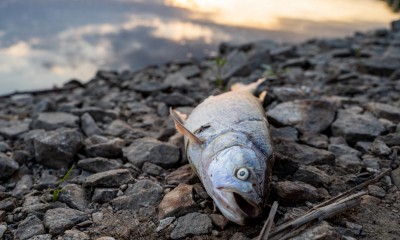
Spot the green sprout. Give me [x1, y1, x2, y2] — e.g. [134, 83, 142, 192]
[214, 56, 227, 89]
[52, 164, 74, 202]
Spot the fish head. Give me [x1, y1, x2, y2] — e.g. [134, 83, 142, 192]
[204, 145, 269, 225]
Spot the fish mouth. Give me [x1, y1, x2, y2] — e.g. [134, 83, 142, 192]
[232, 192, 260, 218]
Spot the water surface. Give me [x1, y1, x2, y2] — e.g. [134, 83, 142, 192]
[0, 0, 399, 95]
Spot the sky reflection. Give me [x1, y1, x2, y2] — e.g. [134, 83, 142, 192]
[0, 0, 399, 95]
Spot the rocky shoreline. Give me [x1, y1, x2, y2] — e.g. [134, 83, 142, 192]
[1, 20, 400, 240]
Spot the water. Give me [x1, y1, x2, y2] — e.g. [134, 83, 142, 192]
[0, 0, 399, 95]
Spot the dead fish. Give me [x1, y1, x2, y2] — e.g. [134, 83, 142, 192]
[170, 80, 274, 225]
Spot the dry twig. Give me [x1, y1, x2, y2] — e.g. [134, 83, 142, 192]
[258, 201, 279, 240]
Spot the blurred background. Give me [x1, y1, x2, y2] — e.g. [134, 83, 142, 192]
[0, 0, 399, 95]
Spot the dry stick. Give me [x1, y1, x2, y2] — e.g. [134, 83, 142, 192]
[258, 201, 279, 240]
[269, 191, 366, 240]
[309, 169, 391, 211]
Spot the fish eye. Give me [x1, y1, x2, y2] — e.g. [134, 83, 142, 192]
[236, 168, 250, 180]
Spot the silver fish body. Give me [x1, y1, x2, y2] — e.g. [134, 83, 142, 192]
[175, 90, 274, 225]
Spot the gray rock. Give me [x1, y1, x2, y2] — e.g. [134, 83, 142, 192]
[161, 92, 195, 106]
[63, 230, 90, 240]
[368, 185, 386, 198]
[300, 133, 328, 149]
[70, 107, 118, 122]
[272, 86, 309, 102]
[158, 184, 198, 219]
[390, 167, 400, 188]
[209, 214, 229, 230]
[0, 153, 19, 178]
[270, 126, 298, 142]
[164, 72, 192, 88]
[123, 138, 180, 168]
[370, 139, 391, 157]
[44, 208, 88, 235]
[26, 234, 52, 240]
[37, 170, 58, 190]
[267, 100, 336, 133]
[0, 142, 10, 152]
[111, 179, 163, 210]
[12, 175, 33, 199]
[34, 128, 84, 169]
[392, 19, 400, 31]
[329, 136, 347, 145]
[378, 133, 400, 147]
[292, 165, 332, 188]
[131, 81, 168, 93]
[31, 112, 79, 130]
[290, 221, 340, 240]
[220, 50, 248, 80]
[331, 110, 385, 144]
[359, 57, 400, 77]
[275, 141, 335, 165]
[85, 135, 124, 158]
[335, 154, 363, 173]
[156, 217, 175, 232]
[15, 215, 45, 240]
[23, 129, 46, 154]
[362, 155, 381, 172]
[81, 113, 103, 136]
[274, 181, 320, 204]
[84, 169, 133, 187]
[0, 224, 6, 239]
[105, 120, 134, 137]
[170, 212, 212, 239]
[0, 197, 17, 211]
[58, 184, 88, 211]
[33, 98, 56, 114]
[366, 102, 400, 122]
[229, 232, 251, 240]
[179, 65, 201, 78]
[165, 164, 197, 185]
[92, 188, 118, 203]
[0, 123, 30, 139]
[77, 157, 122, 173]
[355, 141, 372, 154]
[328, 144, 361, 158]
[13, 150, 31, 165]
[142, 162, 165, 176]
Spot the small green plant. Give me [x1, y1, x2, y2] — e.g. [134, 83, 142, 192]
[52, 164, 75, 202]
[214, 56, 227, 89]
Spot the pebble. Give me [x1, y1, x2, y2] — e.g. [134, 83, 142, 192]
[84, 135, 124, 158]
[366, 102, 400, 122]
[63, 229, 90, 240]
[84, 169, 134, 187]
[44, 208, 88, 235]
[290, 221, 340, 240]
[165, 164, 197, 185]
[81, 113, 104, 136]
[368, 185, 386, 198]
[12, 175, 33, 199]
[77, 157, 122, 173]
[274, 181, 320, 204]
[170, 212, 212, 239]
[275, 141, 335, 165]
[0, 153, 19, 178]
[31, 112, 79, 130]
[58, 184, 88, 211]
[292, 165, 332, 188]
[15, 215, 46, 240]
[370, 139, 391, 157]
[92, 188, 118, 203]
[158, 183, 198, 219]
[209, 214, 229, 229]
[156, 217, 175, 232]
[335, 154, 363, 173]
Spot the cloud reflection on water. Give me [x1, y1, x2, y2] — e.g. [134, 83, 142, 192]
[0, 0, 399, 95]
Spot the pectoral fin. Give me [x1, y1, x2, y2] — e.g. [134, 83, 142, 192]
[170, 108, 203, 145]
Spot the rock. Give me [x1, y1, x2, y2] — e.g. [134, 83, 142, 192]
[26, 234, 52, 240]
[23, 129, 46, 154]
[164, 72, 192, 88]
[391, 167, 400, 188]
[156, 217, 175, 232]
[81, 113, 103, 136]
[329, 136, 347, 145]
[170, 212, 212, 239]
[111, 179, 163, 210]
[161, 92, 195, 106]
[15, 215, 45, 240]
[267, 100, 336, 133]
[292, 165, 332, 188]
[378, 133, 400, 147]
[274, 181, 320, 204]
[229, 232, 251, 240]
[331, 110, 385, 144]
[84, 169, 133, 187]
[0, 224, 6, 238]
[12, 175, 33, 199]
[282, 57, 309, 68]
[34, 128, 84, 169]
[31, 112, 79, 130]
[0, 142, 10, 152]
[165, 164, 197, 185]
[368, 185, 386, 198]
[275, 141, 335, 165]
[0, 123, 30, 139]
[300, 133, 328, 149]
[92, 188, 118, 203]
[142, 162, 165, 176]
[392, 19, 400, 31]
[209, 214, 228, 229]
[131, 81, 168, 93]
[355, 141, 372, 154]
[37, 170, 58, 190]
[158, 184, 198, 219]
[13, 150, 31, 165]
[359, 57, 400, 77]
[362, 155, 381, 172]
[290, 221, 340, 240]
[123, 138, 180, 168]
[70, 107, 118, 122]
[328, 144, 361, 157]
[366, 102, 400, 122]
[85, 135, 124, 158]
[335, 154, 363, 173]
[220, 50, 248, 80]
[272, 86, 309, 102]
[270, 126, 298, 142]
[0, 197, 17, 211]
[44, 208, 88, 235]
[0, 153, 19, 178]
[105, 119, 136, 137]
[77, 157, 122, 173]
[370, 139, 391, 157]
[58, 184, 88, 211]
[63, 229, 90, 240]
[345, 221, 363, 236]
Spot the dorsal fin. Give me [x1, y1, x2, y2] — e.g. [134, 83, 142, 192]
[230, 78, 266, 93]
[170, 108, 203, 145]
[259, 91, 267, 102]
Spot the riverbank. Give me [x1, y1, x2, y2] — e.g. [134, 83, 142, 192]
[0, 20, 400, 239]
